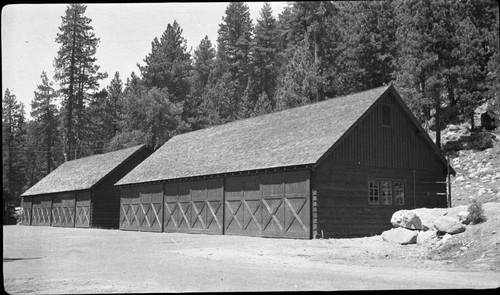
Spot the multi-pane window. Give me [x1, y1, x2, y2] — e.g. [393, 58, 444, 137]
[368, 180, 379, 205]
[381, 181, 392, 205]
[394, 181, 405, 205]
[368, 179, 404, 205]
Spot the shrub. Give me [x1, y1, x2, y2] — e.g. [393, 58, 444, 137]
[466, 198, 487, 225]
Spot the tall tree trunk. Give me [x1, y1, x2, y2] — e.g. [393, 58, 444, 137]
[47, 133, 52, 173]
[313, 30, 325, 102]
[65, 13, 78, 161]
[434, 92, 441, 150]
[470, 112, 475, 131]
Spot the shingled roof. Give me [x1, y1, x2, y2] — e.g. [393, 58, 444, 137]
[116, 85, 400, 186]
[22, 144, 147, 196]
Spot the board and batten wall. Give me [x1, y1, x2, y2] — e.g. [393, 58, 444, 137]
[313, 93, 447, 238]
[92, 148, 152, 229]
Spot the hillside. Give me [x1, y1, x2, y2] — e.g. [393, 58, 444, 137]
[416, 125, 500, 271]
[448, 128, 500, 206]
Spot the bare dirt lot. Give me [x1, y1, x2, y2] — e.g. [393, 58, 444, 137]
[3, 225, 499, 293]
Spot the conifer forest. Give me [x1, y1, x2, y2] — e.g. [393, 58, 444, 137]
[3, 2, 499, 212]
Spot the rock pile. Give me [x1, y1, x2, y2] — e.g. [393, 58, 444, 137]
[382, 205, 470, 247]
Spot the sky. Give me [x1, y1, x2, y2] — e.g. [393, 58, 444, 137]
[1, 2, 289, 118]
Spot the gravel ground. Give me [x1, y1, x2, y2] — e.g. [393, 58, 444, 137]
[3, 225, 499, 293]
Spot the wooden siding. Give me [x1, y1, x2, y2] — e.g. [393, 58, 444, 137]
[313, 165, 446, 238]
[164, 178, 224, 234]
[21, 197, 32, 225]
[327, 93, 445, 172]
[31, 195, 52, 226]
[92, 147, 152, 229]
[51, 192, 76, 227]
[92, 181, 121, 229]
[314, 94, 447, 238]
[225, 170, 311, 239]
[75, 191, 91, 228]
[120, 184, 163, 232]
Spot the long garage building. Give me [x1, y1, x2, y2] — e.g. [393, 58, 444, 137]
[115, 85, 454, 238]
[21, 144, 151, 228]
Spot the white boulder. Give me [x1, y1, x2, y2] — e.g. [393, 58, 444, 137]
[433, 216, 466, 234]
[382, 228, 418, 245]
[391, 208, 446, 230]
[416, 230, 437, 245]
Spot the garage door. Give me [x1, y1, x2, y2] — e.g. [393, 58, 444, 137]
[164, 178, 223, 234]
[31, 195, 52, 226]
[120, 184, 163, 232]
[51, 193, 76, 227]
[225, 175, 262, 236]
[225, 170, 310, 238]
[75, 191, 91, 228]
[21, 197, 32, 225]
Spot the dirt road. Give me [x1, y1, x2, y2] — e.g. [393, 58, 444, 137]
[3, 226, 499, 293]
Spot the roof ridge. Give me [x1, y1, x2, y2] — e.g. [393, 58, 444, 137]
[61, 144, 145, 163]
[21, 144, 147, 196]
[173, 85, 392, 140]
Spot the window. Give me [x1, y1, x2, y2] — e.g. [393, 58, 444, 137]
[394, 181, 405, 205]
[368, 179, 405, 205]
[381, 181, 392, 205]
[368, 180, 379, 205]
[382, 104, 391, 126]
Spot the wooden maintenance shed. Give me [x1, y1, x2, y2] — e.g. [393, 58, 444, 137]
[116, 85, 454, 238]
[20, 145, 152, 228]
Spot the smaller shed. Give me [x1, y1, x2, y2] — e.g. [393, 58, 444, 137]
[20, 144, 152, 229]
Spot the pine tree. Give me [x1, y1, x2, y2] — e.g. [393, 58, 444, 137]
[285, 1, 337, 101]
[31, 71, 60, 174]
[141, 88, 184, 148]
[394, 0, 499, 148]
[451, 0, 499, 128]
[107, 72, 150, 150]
[199, 71, 244, 126]
[2, 89, 26, 208]
[394, 0, 445, 147]
[253, 91, 273, 116]
[105, 72, 124, 137]
[275, 35, 323, 110]
[185, 36, 216, 130]
[24, 121, 45, 187]
[139, 20, 192, 103]
[87, 71, 124, 152]
[248, 2, 280, 106]
[192, 36, 216, 93]
[54, 3, 106, 161]
[337, 1, 397, 93]
[215, 2, 254, 119]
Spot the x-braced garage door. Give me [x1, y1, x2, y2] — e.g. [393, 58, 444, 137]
[75, 191, 91, 228]
[51, 193, 76, 227]
[164, 179, 223, 234]
[120, 184, 163, 232]
[21, 197, 32, 225]
[225, 170, 310, 238]
[31, 195, 52, 226]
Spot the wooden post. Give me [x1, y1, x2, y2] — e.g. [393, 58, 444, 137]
[413, 170, 416, 209]
[74, 191, 77, 227]
[447, 156, 452, 208]
[222, 177, 225, 236]
[161, 183, 165, 233]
